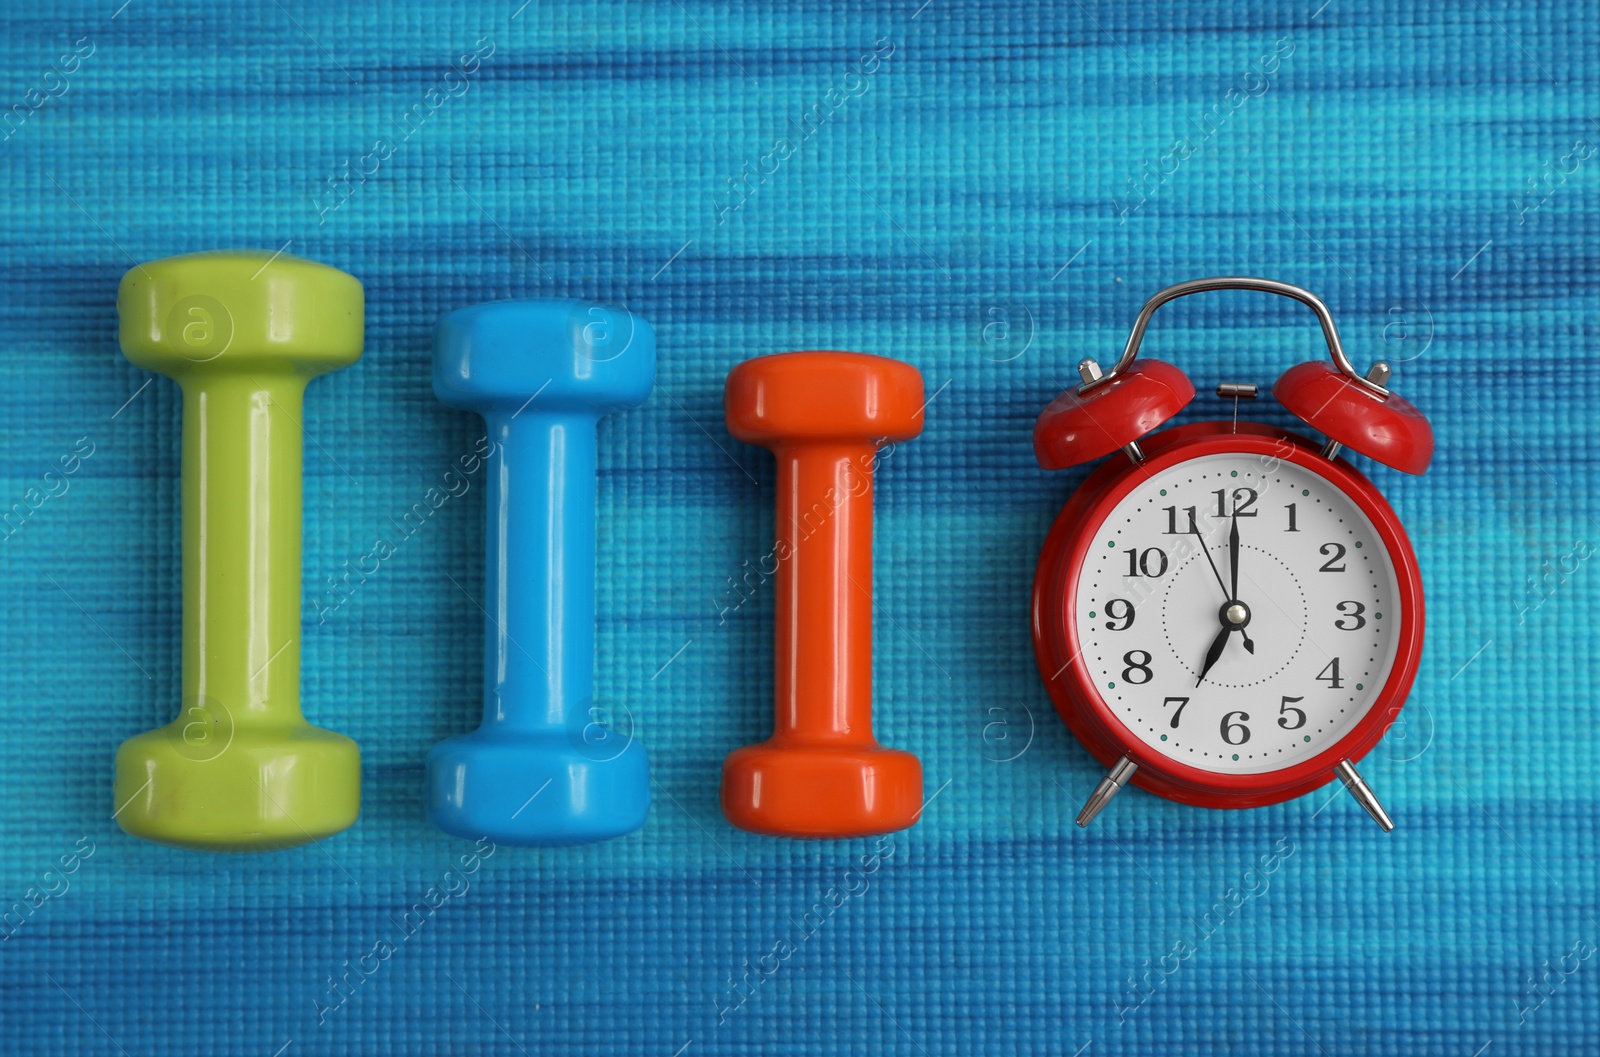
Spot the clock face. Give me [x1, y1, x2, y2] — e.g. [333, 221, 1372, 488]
[1073, 450, 1404, 775]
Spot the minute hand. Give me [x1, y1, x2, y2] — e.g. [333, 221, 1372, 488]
[1229, 513, 1255, 655]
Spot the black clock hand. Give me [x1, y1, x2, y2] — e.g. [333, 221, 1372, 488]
[1229, 513, 1241, 600]
[1195, 623, 1231, 687]
[1230, 513, 1255, 655]
[1192, 523, 1230, 600]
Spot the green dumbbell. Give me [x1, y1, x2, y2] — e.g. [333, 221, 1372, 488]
[112, 250, 363, 851]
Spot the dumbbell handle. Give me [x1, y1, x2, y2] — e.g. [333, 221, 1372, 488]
[772, 441, 876, 745]
[180, 371, 305, 726]
[480, 409, 595, 733]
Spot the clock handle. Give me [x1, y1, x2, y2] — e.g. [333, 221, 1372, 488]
[1080, 276, 1388, 399]
[1335, 759, 1395, 831]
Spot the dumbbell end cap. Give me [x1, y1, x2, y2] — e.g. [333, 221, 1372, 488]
[112, 722, 360, 851]
[426, 730, 650, 846]
[118, 250, 363, 375]
[725, 351, 925, 446]
[721, 741, 924, 839]
[434, 299, 655, 414]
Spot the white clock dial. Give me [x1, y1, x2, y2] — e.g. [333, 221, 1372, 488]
[1074, 451, 1403, 774]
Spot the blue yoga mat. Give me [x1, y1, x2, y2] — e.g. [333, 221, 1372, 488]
[0, 1, 1594, 1054]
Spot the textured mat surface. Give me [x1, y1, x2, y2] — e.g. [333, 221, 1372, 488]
[0, 1, 1595, 1054]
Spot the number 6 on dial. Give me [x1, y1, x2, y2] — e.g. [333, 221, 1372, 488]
[1030, 278, 1432, 830]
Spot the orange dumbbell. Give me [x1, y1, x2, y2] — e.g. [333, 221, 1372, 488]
[721, 351, 925, 839]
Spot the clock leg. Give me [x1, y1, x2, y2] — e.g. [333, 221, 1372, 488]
[1335, 759, 1395, 831]
[1076, 756, 1139, 828]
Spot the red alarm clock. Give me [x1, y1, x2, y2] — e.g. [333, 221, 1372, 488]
[1031, 278, 1432, 830]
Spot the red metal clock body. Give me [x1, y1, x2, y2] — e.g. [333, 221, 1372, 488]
[1032, 421, 1425, 810]
[1031, 278, 1434, 828]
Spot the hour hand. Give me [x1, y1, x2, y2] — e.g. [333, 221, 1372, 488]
[1195, 624, 1231, 687]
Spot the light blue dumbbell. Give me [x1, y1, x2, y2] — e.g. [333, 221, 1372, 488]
[427, 300, 654, 845]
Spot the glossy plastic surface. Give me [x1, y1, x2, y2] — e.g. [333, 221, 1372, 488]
[1033, 359, 1195, 470]
[721, 351, 925, 839]
[427, 299, 655, 846]
[1273, 360, 1434, 474]
[1031, 421, 1425, 809]
[113, 251, 364, 851]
